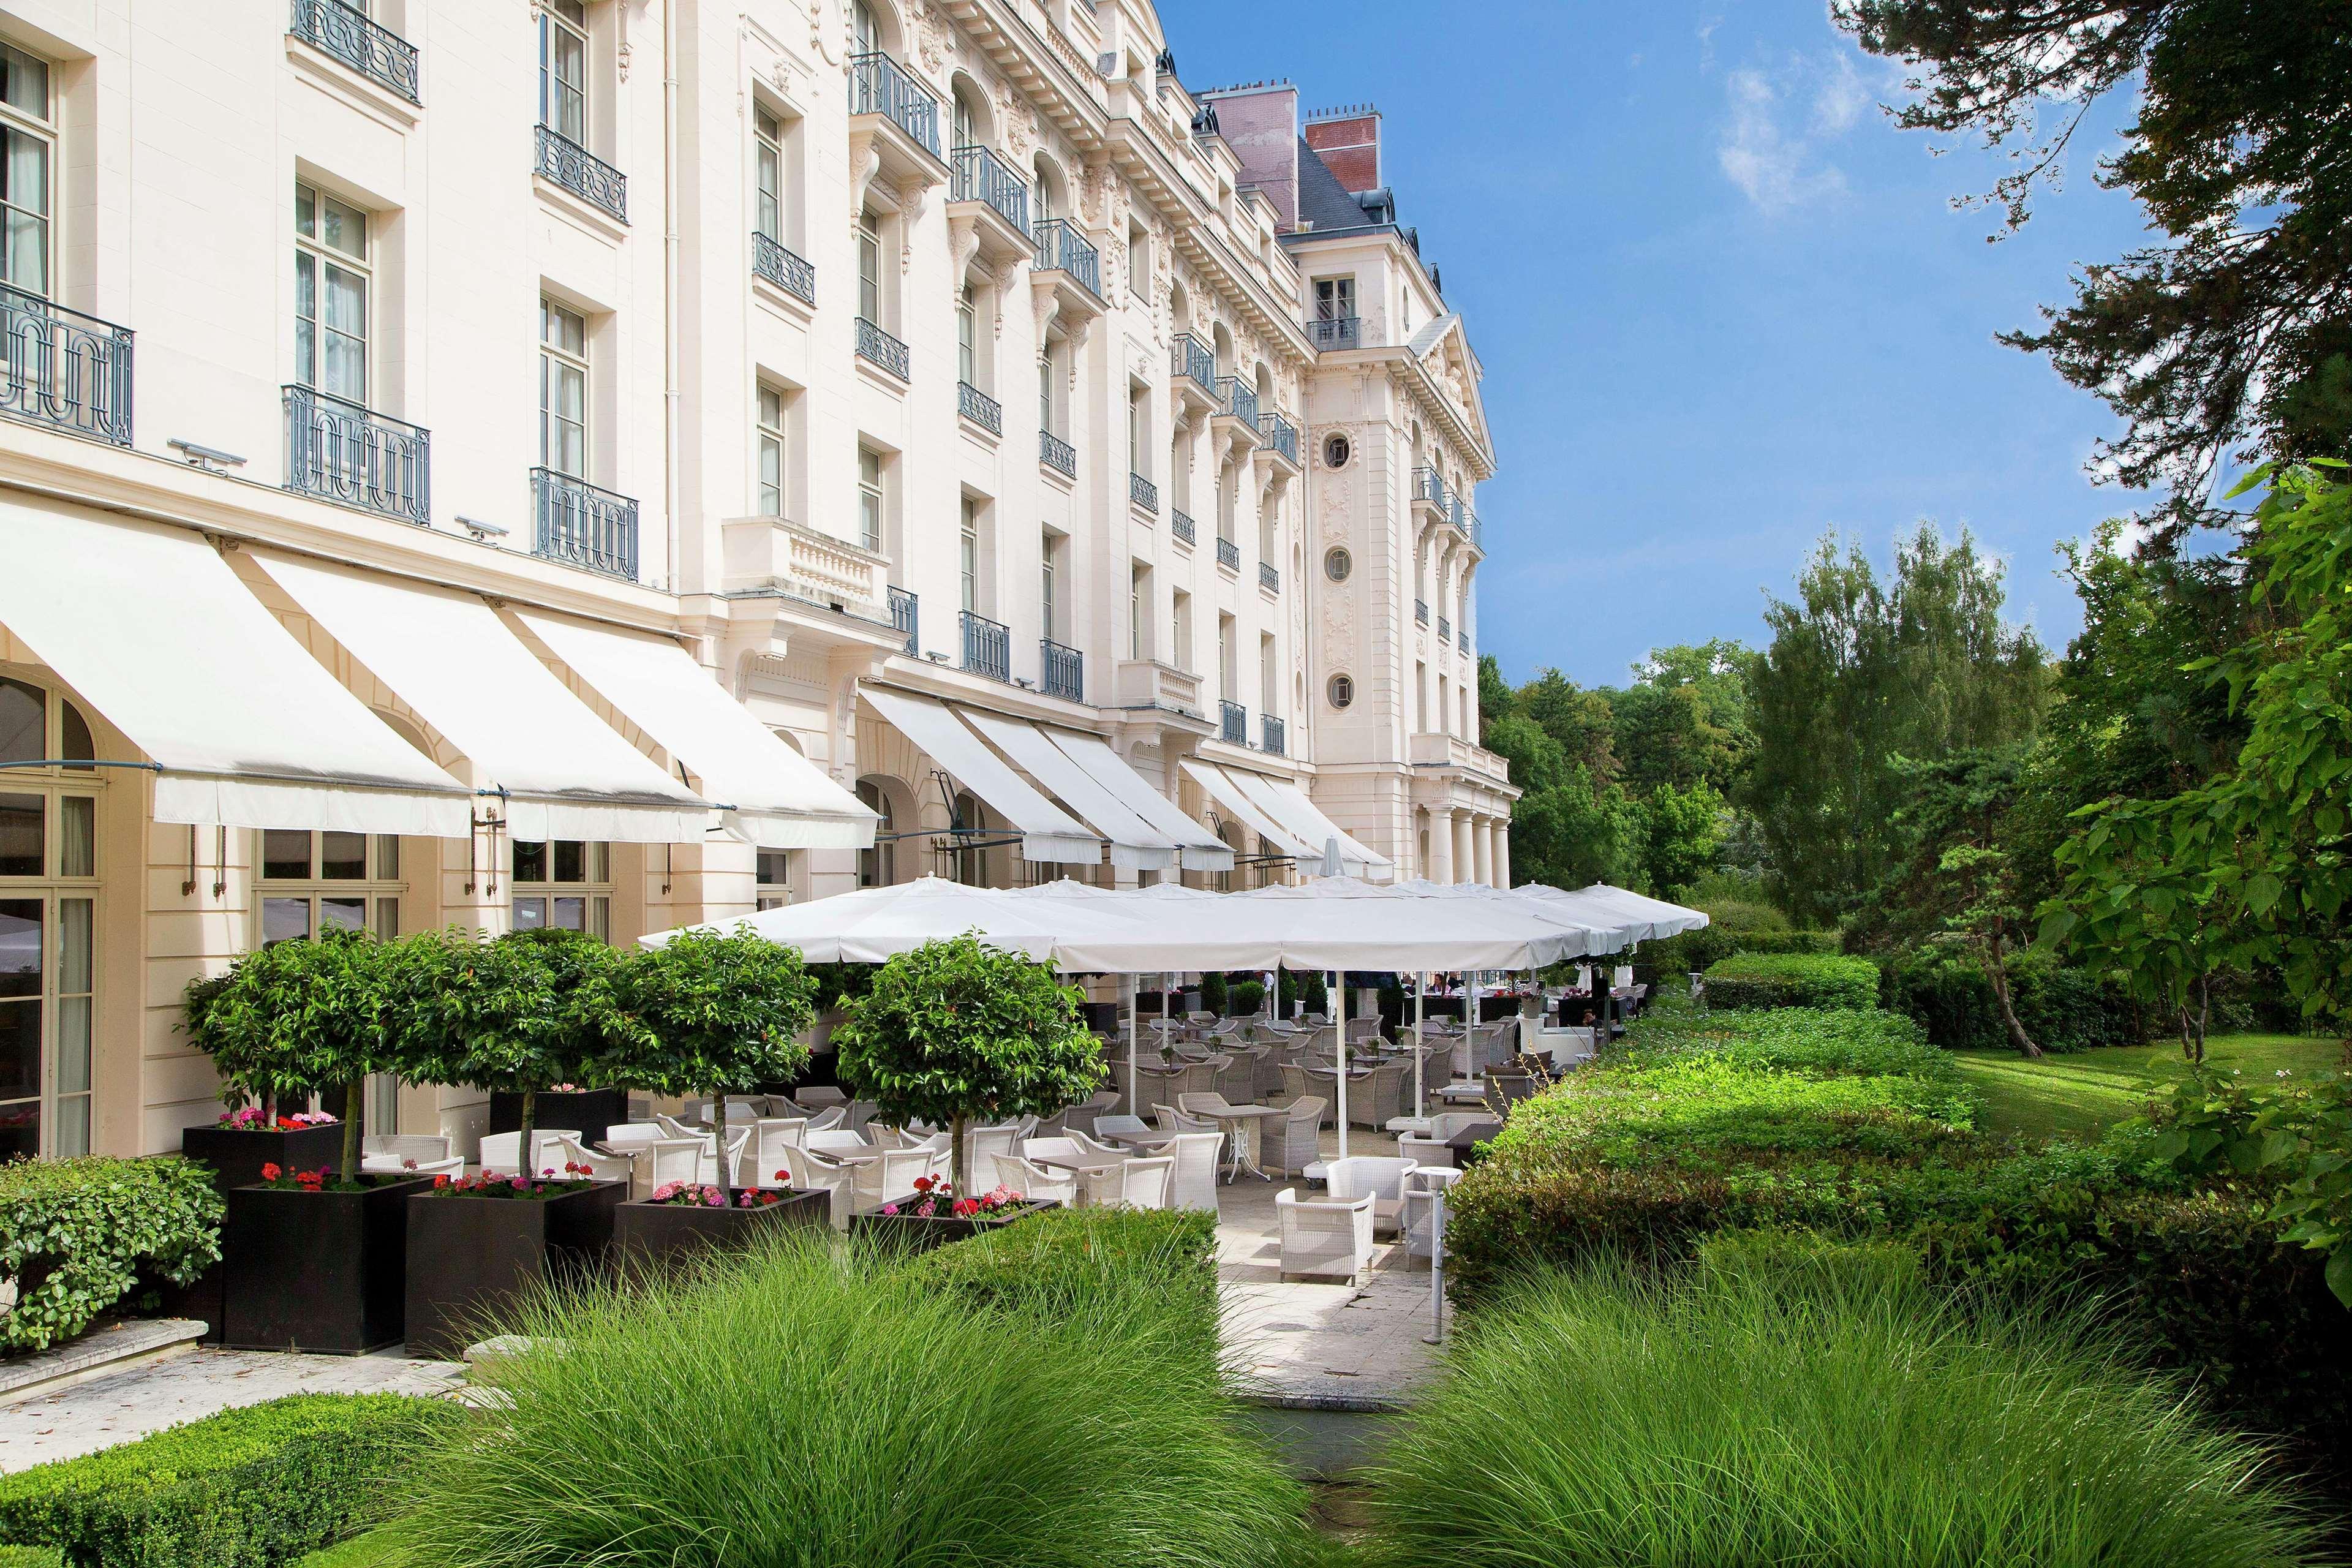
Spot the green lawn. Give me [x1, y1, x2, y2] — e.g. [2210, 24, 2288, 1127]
[1953, 1033, 2345, 1143]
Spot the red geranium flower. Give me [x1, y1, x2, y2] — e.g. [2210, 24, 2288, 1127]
[260, 1162, 283, 1182]
[911, 1175, 934, 1192]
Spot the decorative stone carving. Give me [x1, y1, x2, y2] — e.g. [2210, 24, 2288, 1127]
[617, 40, 633, 82]
[1321, 575, 1358, 669]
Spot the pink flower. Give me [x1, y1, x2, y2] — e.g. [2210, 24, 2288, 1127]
[652, 1180, 684, 1202]
[881, 1203, 900, 1215]
[704, 1190, 725, 1207]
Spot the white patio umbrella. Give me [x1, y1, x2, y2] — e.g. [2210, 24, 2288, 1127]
[637, 875, 1155, 963]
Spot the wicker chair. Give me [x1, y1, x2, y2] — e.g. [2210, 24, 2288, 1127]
[360, 1134, 462, 1178]
[1276, 1188, 1374, 1284]
[1351, 1064, 1407, 1131]
[1160, 1131, 1224, 1211]
[1261, 1096, 1326, 1178]
[1326, 1155, 1419, 1238]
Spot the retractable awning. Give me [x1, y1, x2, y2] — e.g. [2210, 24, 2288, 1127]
[858, 688, 1098, 864]
[251, 553, 710, 843]
[0, 503, 472, 834]
[1225, 767, 1392, 876]
[956, 710, 1177, 873]
[1049, 731, 1235, 873]
[1178, 759, 1316, 861]
[512, 609, 876, 851]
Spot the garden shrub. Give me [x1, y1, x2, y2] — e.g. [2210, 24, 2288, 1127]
[1885, 948, 2145, 1052]
[0, 1550, 66, 1568]
[1702, 951, 1880, 1009]
[0, 1157, 222, 1353]
[1227, 979, 1265, 1016]
[1641, 923, 1841, 984]
[1199, 970, 1229, 1014]
[1373, 1253, 2329, 1568]
[0, 1393, 458, 1568]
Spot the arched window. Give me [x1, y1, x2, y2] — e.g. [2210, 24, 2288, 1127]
[0, 674, 102, 1159]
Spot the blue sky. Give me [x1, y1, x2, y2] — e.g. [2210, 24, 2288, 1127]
[1174, 1, 2154, 688]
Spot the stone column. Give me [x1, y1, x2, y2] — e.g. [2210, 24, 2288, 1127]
[1473, 816, 1494, 888]
[1453, 812, 1475, 889]
[1494, 819, 1512, 888]
[1428, 805, 1455, 884]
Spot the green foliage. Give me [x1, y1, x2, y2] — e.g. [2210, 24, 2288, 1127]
[905, 1207, 1217, 1352]
[834, 935, 1101, 1194]
[1198, 970, 1228, 1016]
[1371, 1252, 2329, 1568]
[1227, 979, 1264, 1016]
[616, 929, 816, 1102]
[0, 1394, 457, 1568]
[1702, 952, 1881, 1010]
[1637, 779, 1725, 897]
[384, 1232, 1325, 1568]
[0, 1158, 221, 1354]
[1885, 948, 2143, 1054]
[0, 1548, 66, 1568]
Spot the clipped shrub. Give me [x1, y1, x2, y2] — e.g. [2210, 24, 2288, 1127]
[1642, 924, 1841, 984]
[390, 1231, 1325, 1568]
[1373, 1254, 2329, 1568]
[1702, 952, 1880, 1010]
[1885, 948, 2145, 1052]
[1199, 970, 1229, 1015]
[1228, 979, 1265, 1016]
[0, 1393, 458, 1568]
[0, 1157, 222, 1353]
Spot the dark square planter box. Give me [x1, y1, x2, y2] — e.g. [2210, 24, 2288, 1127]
[613, 1188, 830, 1273]
[222, 1176, 435, 1354]
[488, 1088, 631, 1150]
[172, 1122, 349, 1343]
[404, 1180, 628, 1359]
[850, 1199, 1058, 1254]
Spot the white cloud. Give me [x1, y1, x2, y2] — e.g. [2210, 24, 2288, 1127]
[1717, 50, 1876, 214]
[1809, 50, 1868, 135]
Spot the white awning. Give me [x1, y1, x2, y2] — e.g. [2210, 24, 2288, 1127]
[251, 554, 711, 843]
[1179, 759, 1316, 861]
[1226, 767, 1393, 876]
[1050, 731, 1236, 873]
[0, 503, 472, 834]
[858, 688, 1098, 864]
[956, 710, 1176, 873]
[511, 609, 876, 851]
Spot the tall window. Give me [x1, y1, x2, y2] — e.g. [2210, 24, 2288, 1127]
[1039, 530, 1057, 641]
[951, 86, 977, 150]
[754, 106, 783, 241]
[856, 780, 894, 888]
[0, 42, 53, 296]
[538, 0, 589, 143]
[1129, 564, 1147, 660]
[1126, 223, 1148, 297]
[1261, 633, 1278, 715]
[858, 447, 883, 551]
[1172, 589, 1193, 671]
[511, 839, 611, 938]
[1313, 276, 1354, 322]
[258, 831, 402, 945]
[855, 216, 881, 324]
[1036, 347, 1055, 435]
[960, 499, 979, 614]
[295, 184, 369, 404]
[539, 299, 589, 477]
[1218, 614, 1235, 700]
[851, 0, 878, 53]
[957, 287, 976, 386]
[0, 677, 98, 1159]
[756, 384, 786, 517]
[1127, 385, 1145, 478]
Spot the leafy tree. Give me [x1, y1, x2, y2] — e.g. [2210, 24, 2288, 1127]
[1621, 640, 1759, 797]
[832, 935, 1102, 1197]
[1747, 523, 2047, 922]
[1640, 782, 1727, 899]
[617, 929, 818, 1209]
[1515, 669, 1619, 782]
[1836, 1, 2352, 529]
[1476, 654, 1515, 742]
[181, 927, 397, 1183]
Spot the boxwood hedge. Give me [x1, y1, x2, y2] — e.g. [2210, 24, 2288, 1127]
[1702, 952, 1880, 1011]
[0, 1157, 221, 1353]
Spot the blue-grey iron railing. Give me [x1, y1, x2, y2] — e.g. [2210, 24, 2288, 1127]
[856, 316, 910, 380]
[1438, 616, 1451, 642]
[535, 124, 626, 221]
[889, 585, 918, 655]
[1041, 638, 1083, 701]
[1216, 377, 1259, 429]
[961, 609, 1011, 682]
[1415, 598, 1430, 625]
[1306, 315, 1360, 351]
[283, 385, 429, 526]
[0, 285, 133, 446]
[1032, 219, 1101, 298]
[1412, 466, 1450, 509]
[1219, 699, 1246, 745]
[752, 231, 815, 304]
[1129, 472, 1158, 513]
[1261, 715, 1286, 756]
[1039, 428, 1076, 478]
[958, 380, 1001, 434]
[1216, 535, 1240, 571]
[1259, 409, 1298, 464]
[1170, 508, 1195, 545]
[1259, 560, 1279, 594]
[532, 467, 638, 581]
[1459, 624, 1471, 652]
[1453, 498, 1482, 549]
[1170, 333, 1216, 393]
[850, 51, 941, 156]
[950, 145, 1030, 235]
[290, 0, 421, 103]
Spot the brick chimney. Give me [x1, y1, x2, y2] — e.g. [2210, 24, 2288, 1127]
[1303, 104, 1381, 195]
[1196, 80, 1299, 230]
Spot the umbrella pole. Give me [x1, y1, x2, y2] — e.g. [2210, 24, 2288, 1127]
[1414, 970, 1426, 1120]
[1335, 971, 1349, 1162]
[1126, 972, 1139, 1116]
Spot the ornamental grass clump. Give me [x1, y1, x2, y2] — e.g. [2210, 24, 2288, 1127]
[385, 1230, 1325, 1568]
[1370, 1243, 2331, 1568]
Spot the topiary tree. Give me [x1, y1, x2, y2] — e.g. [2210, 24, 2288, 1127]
[181, 926, 398, 1183]
[615, 928, 818, 1210]
[832, 934, 1102, 1197]
[391, 927, 631, 1174]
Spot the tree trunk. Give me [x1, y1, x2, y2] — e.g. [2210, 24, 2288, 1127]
[1983, 935, 2041, 1058]
[340, 1074, 364, 1183]
[950, 1112, 968, 1199]
[710, 1085, 733, 1208]
[518, 1087, 537, 1182]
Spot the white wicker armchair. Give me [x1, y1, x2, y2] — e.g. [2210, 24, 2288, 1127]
[1261, 1096, 1326, 1178]
[1326, 1155, 1419, 1238]
[1276, 1188, 1374, 1284]
[360, 1134, 462, 1178]
[477, 1129, 580, 1177]
[781, 1143, 855, 1231]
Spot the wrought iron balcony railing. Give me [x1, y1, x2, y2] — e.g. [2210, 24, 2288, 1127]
[1453, 499, 1483, 549]
[1412, 466, 1450, 509]
[1438, 616, 1451, 642]
[1415, 598, 1430, 625]
[0, 285, 133, 446]
[1216, 377, 1259, 429]
[282, 385, 428, 526]
[889, 584, 918, 655]
[950, 144, 1030, 235]
[290, 0, 421, 103]
[1460, 624, 1472, 653]
[958, 379, 1001, 434]
[535, 124, 627, 221]
[1032, 219, 1101, 297]
[531, 467, 639, 581]
[1258, 409, 1298, 464]
[1039, 428, 1076, 478]
[850, 51, 941, 156]
[1129, 471, 1158, 513]
[1216, 535, 1240, 571]
[961, 609, 1011, 682]
[1261, 714, 1286, 755]
[856, 316, 910, 381]
[1170, 508, 1196, 545]
[1258, 560, 1279, 594]
[1306, 315, 1360, 351]
[1041, 638, 1083, 702]
[1170, 333, 1216, 393]
[752, 231, 815, 304]
[1219, 699, 1246, 745]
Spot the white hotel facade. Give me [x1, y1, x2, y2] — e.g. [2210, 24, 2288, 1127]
[0, 0, 1514, 1161]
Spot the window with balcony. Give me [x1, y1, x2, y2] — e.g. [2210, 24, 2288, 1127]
[1218, 613, 1235, 702]
[757, 384, 786, 517]
[856, 215, 881, 324]
[288, 183, 428, 523]
[295, 184, 369, 405]
[512, 839, 611, 939]
[960, 497, 981, 614]
[1, 42, 53, 298]
[1040, 529, 1058, 643]
[858, 445, 884, 552]
[1310, 276, 1358, 350]
[539, 298, 588, 478]
[540, 1, 588, 143]
[752, 105, 813, 303]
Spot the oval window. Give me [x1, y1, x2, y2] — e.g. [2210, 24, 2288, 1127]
[1322, 432, 1351, 469]
[1327, 673, 1355, 709]
[1324, 547, 1352, 582]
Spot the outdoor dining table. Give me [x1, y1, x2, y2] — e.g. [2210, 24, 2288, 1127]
[1196, 1103, 1286, 1181]
[1033, 1155, 1124, 1178]
[1096, 1126, 1177, 1152]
